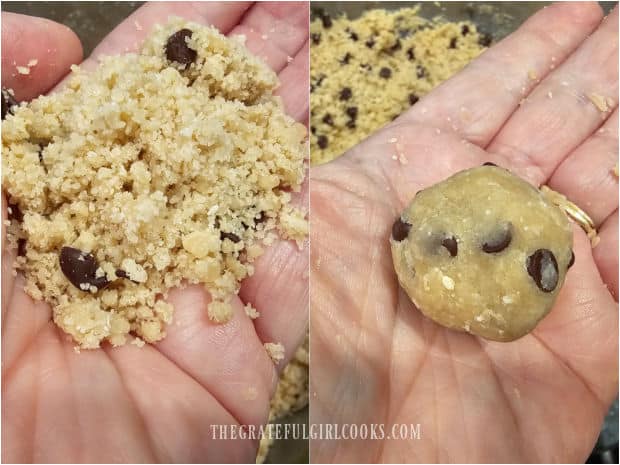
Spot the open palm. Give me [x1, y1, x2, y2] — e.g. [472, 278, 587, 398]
[2, 2, 308, 462]
[311, 3, 618, 463]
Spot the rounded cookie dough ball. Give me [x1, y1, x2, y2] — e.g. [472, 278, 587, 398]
[390, 165, 574, 342]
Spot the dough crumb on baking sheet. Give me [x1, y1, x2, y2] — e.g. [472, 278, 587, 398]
[16, 66, 30, 75]
[244, 303, 260, 319]
[2, 18, 307, 349]
[310, 7, 487, 165]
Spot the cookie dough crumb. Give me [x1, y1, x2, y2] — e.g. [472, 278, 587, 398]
[588, 92, 611, 112]
[16, 66, 30, 75]
[612, 163, 619, 178]
[310, 7, 487, 164]
[264, 342, 285, 364]
[208, 300, 234, 324]
[27, 59, 38, 67]
[2, 18, 306, 348]
[244, 303, 260, 319]
[131, 337, 146, 348]
[528, 69, 537, 80]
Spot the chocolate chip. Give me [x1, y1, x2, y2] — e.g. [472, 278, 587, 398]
[17, 238, 26, 257]
[311, 33, 321, 45]
[2, 88, 18, 120]
[165, 29, 197, 65]
[115, 269, 128, 279]
[318, 11, 332, 28]
[360, 63, 372, 71]
[221, 231, 241, 243]
[59, 246, 110, 292]
[322, 113, 334, 126]
[346, 106, 358, 120]
[482, 223, 513, 253]
[416, 65, 426, 79]
[441, 236, 458, 257]
[310, 84, 315, 93]
[461, 24, 470, 36]
[365, 37, 376, 48]
[392, 217, 411, 241]
[449, 37, 458, 49]
[409, 94, 419, 105]
[7, 202, 23, 222]
[526, 249, 558, 293]
[255, 212, 267, 224]
[339, 87, 352, 101]
[379, 67, 392, 79]
[389, 39, 402, 53]
[310, 126, 316, 134]
[346, 28, 359, 41]
[406, 48, 415, 61]
[482, 162, 497, 167]
[567, 250, 575, 269]
[317, 135, 328, 149]
[346, 120, 356, 129]
[340, 52, 353, 65]
[478, 33, 492, 47]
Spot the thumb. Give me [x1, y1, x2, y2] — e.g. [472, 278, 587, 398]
[1, 12, 82, 102]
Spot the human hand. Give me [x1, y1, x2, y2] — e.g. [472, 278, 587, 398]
[310, 2, 618, 462]
[2, 2, 308, 462]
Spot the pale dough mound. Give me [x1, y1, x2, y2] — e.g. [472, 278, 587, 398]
[310, 7, 488, 164]
[390, 165, 573, 342]
[2, 18, 308, 349]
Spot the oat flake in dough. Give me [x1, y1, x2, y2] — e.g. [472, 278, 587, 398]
[2, 18, 308, 349]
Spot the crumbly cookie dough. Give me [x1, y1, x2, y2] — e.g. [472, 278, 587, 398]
[2, 18, 308, 349]
[390, 165, 574, 342]
[310, 7, 489, 164]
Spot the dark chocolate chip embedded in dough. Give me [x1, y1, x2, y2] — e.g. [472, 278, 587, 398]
[441, 236, 458, 257]
[59, 246, 110, 291]
[379, 67, 392, 79]
[406, 48, 415, 61]
[389, 39, 402, 53]
[482, 223, 513, 253]
[409, 94, 419, 105]
[416, 65, 426, 79]
[221, 231, 241, 243]
[482, 162, 497, 167]
[310, 126, 316, 134]
[7, 202, 23, 222]
[322, 114, 334, 126]
[461, 24, 470, 36]
[365, 37, 376, 48]
[2, 88, 18, 120]
[449, 37, 458, 49]
[346, 120, 356, 129]
[340, 52, 353, 65]
[17, 238, 27, 257]
[347, 29, 359, 41]
[360, 63, 372, 71]
[317, 135, 328, 149]
[318, 10, 332, 28]
[392, 217, 412, 241]
[346, 106, 358, 120]
[339, 87, 352, 101]
[526, 249, 558, 292]
[567, 250, 575, 269]
[311, 33, 321, 45]
[165, 29, 197, 65]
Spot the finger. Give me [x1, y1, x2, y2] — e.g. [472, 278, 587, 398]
[105, 343, 256, 462]
[239, 172, 308, 360]
[397, 2, 604, 147]
[154, 285, 277, 428]
[548, 109, 618, 227]
[487, 6, 618, 185]
[533, 225, 618, 405]
[593, 211, 618, 300]
[276, 40, 310, 124]
[228, 1, 308, 73]
[76, 1, 252, 70]
[1, 12, 82, 101]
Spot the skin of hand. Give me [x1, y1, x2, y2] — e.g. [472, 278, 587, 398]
[310, 2, 618, 463]
[1, 2, 308, 462]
